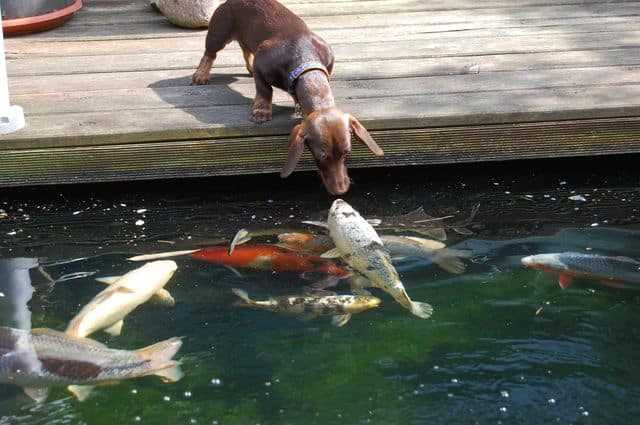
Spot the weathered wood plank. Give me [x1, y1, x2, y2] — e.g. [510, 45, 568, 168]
[13, 66, 640, 115]
[24, 15, 639, 42]
[73, 0, 640, 20]
[12, 49, 640, 95]
[3, 84, 640, 149]
[1, 117, 639, 187]
[8, 21, 640, 57]
[57, 3, 640, 28]
[8, 31, 640, 76]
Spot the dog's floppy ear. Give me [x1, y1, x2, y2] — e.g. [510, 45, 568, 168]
[349, 115, 384, 157]
[281, 123, 306, 178]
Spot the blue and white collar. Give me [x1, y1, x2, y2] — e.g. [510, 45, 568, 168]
[287, 62, 329, 95]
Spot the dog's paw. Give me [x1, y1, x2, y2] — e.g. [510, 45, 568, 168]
[191, 71, 210, 85]
[250, 108, 272, 123]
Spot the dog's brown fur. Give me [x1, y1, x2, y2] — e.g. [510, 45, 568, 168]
[192, 0, 383, 195]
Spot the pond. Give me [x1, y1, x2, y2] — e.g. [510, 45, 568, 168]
[1, 157, 639, 425]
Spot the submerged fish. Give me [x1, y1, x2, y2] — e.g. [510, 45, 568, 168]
[521, 252, 640, 289]
[66, 260, 178, 338]
[278, 232, 470, 274]
[191, 244, 350, 277]
[277, 232, 334, 254]
[323, 199, 434, 318]
[231, 288, 380, 327]
[0, 327, 182, 402]
[304, 204, 479, 242]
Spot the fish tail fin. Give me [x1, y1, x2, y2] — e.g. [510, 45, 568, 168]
[434, 254, 466, 274]
[393, 285, 433, 319]
[135, 337, 184, 383]
[410, 301, 434, 319]
[231, 288, 254, 305]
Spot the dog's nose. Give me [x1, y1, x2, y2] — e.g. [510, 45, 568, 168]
[327, 179, 350, 195]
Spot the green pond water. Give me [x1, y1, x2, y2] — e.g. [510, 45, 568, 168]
[1, 159, 639, 425]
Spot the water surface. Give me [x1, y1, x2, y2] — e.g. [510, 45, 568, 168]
[1, 158, 639, 425]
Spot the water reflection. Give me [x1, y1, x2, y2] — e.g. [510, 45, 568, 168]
[0, 258, 43, 404]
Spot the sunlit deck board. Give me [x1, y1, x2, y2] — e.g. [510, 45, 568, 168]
[1, 0, 640, 187]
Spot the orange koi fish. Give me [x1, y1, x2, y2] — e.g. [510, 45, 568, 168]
[191, 244, 350, 276]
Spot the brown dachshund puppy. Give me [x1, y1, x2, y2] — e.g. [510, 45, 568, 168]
[192, 0, 384, 195]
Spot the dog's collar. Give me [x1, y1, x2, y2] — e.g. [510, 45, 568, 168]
[287, 62, 329, 95]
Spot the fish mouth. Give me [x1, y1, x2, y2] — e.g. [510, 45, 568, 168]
[521, 255, 535, 267]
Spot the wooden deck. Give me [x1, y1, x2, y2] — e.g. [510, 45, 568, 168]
[2, 0, 640, 187]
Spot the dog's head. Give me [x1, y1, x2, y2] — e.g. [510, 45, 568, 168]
[280, 109, 384, 195]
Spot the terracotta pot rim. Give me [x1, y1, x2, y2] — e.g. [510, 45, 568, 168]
[3, 0, 83, 32]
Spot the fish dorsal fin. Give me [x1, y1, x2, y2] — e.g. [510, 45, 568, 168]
[415, 228, 448, 241]
[331, 314, 352, 327]
[67, 385, 94, 401]
[150, 288, 176, 306]
[302, 220, 328, 229]
[23, 386, 49, 403]
[32, 328, 108, 346]
[95, 276, 122, 285]
[103, 320, 124, 336]
[228, 228, 252, 255]
[403, 206, 427, 219]
[558, 273, 573, 289]
[320, 248, 343, 259]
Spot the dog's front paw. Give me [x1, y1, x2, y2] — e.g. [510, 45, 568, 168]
[191, 71, 210, 85]
[250, 107, 272, 123]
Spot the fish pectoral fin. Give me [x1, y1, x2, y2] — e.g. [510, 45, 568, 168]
[331, 314, 352, 327]
[95, 276, 121, 285]
[366, 219, 382, 226]
[558, 273, 573, 289]
[23, 386, 49, 403]
[351, 287, 372, 296]
[224, 265, 244, 278]
[231, 288, 253, 305]
[320, 248, 343, 259]
[128, 250, 198, 262]
[150, 288, 176, 307]
[302, 220, 328, 228]
[410, 301, 434, 319]
[155, 363, 184, 383]
[309, 275, 341, 291]
[67, 385, 94, 401]
[103, 320, 124, 336]
[228, 228, 252, 255]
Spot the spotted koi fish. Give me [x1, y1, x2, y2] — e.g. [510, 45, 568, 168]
[231, 288, 380, 327]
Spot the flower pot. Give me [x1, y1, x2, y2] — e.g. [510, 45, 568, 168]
[1, 0, 83, 36]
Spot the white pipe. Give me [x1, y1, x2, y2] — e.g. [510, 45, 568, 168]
[0, 10, 25, 134]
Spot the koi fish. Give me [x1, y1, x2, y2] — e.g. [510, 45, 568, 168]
[322, 199, 434, 319]
[65, 260, 177, 338]
[191, 244, 350, 277]
[278, 232, 470, 274]
[521, 252, 640, 289]
[231, 288, 381, 327]
[0, 326, 182, 403]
